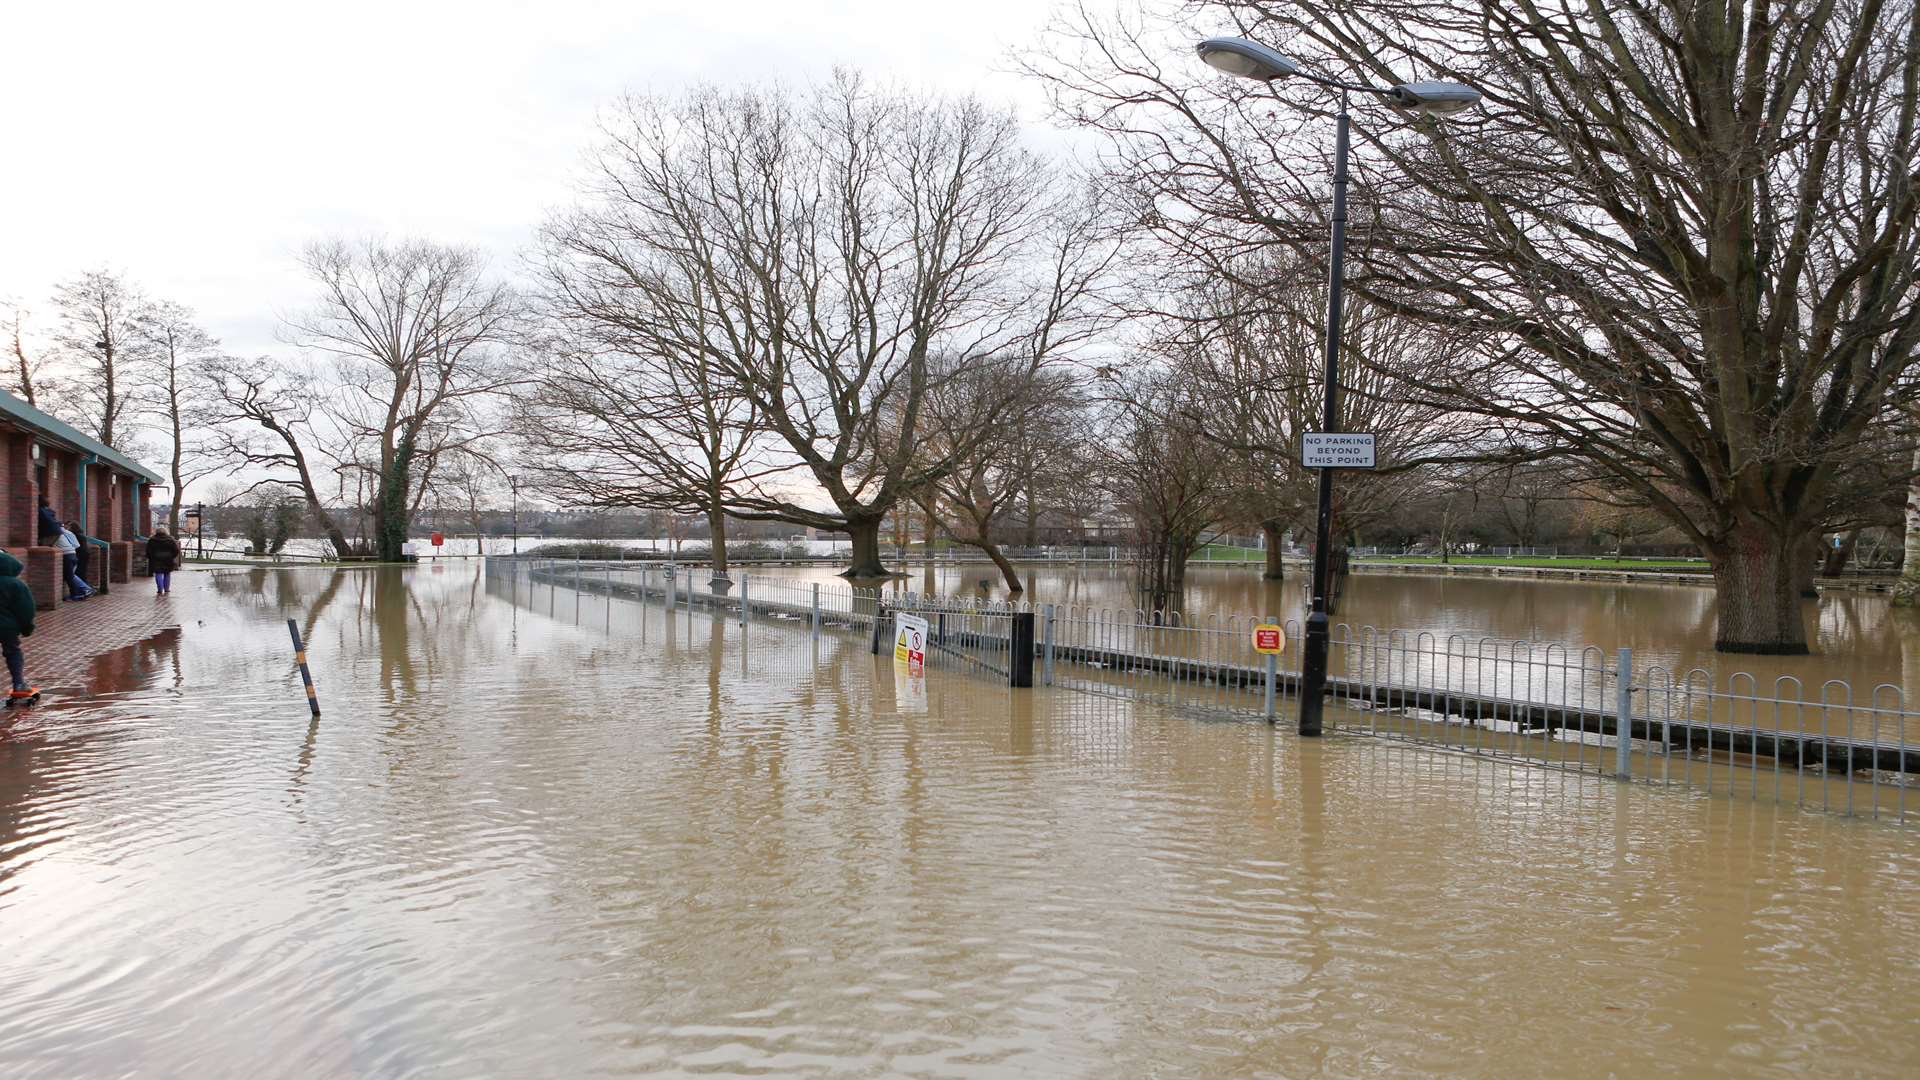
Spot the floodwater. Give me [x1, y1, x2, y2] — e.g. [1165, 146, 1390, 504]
[2, 566, 1916, 1077]
[747, 561, 1920, 694]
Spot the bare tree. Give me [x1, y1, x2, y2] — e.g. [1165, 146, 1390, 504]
[518, 276, 771, 583]
[284, 237, 523, 562]
[131, 300, 222, 533]
[1168, 261, 1474, 590]
[4, 303, 57, 409]
[49, 268, 142, 447]
[199, 353, 357, 558]
[423, 448, 500, 556]
[1030, 0, 1920, 654]
[914, 361, 1085, 592]
[541, 74, 1114, 579]
[1096, 370, 1236, 614]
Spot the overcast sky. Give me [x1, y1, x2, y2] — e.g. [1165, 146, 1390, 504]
[0, 0, 1066, 361]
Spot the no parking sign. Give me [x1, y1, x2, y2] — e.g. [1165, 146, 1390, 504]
[1252, 624, 1286, 655]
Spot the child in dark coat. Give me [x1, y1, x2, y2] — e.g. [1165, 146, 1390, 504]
[0, 551, 38, 703]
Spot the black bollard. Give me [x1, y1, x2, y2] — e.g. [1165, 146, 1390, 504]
[1009, 611, 1036, 688]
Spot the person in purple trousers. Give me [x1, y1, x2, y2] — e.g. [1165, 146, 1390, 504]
[147, 528, 180, 595]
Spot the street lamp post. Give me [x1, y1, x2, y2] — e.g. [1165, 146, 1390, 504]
[510, 475, 520, 557]
[1196, 36, 1479, 736]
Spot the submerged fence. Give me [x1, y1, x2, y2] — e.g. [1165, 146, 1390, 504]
[487, 556, 1920, 825]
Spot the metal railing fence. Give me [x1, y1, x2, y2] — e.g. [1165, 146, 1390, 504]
[486, 557, 1920, 824]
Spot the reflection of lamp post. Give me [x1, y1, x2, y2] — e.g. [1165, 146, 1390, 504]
[1196, 36, 1479, 737]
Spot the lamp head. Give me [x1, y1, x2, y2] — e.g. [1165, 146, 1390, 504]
[1195, 37, 1300, 82]
[1385, 81, 1481, 116]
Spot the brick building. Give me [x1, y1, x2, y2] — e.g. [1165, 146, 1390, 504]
[0, 390, 165, 609]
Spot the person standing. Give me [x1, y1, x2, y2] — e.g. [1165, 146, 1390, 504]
[37, 498, 60, 545]
[53, 524, 90, 601]
[68, 521, 93, 597]
[0, 551, 37, 704]
[147, 527, 180, 596]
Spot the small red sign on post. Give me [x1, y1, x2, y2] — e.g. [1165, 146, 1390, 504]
[430, 532, 445, 547]
[1253, 624, 1286, 655]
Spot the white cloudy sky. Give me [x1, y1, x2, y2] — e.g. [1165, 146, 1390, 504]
[0, 0, 1072, 362]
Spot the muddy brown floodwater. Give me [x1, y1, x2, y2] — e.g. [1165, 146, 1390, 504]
[759, 561, 1920, 694]
[1, 565, 1916, 1078]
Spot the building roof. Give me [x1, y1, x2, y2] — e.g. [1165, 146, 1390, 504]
[0, 389, 167, 485]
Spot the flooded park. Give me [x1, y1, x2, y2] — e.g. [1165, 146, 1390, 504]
[1, 563, 1917, 1077]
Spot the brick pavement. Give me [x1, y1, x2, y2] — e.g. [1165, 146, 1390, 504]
[9, 569, 184, 697]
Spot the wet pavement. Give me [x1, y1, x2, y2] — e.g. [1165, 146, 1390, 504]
[0, 565, 1916, 1077]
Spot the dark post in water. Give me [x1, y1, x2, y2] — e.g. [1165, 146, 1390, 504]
[1010, 612, 1036, 688]
[287, 618, 321, 718]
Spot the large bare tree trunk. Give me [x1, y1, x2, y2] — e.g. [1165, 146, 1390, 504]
[706, 493, 730, 576]
[1710, 521, 1811, 654]
[1897, 445, 1920, 606]
[843, 517, 890, 580]
[1261, 519, 1285, 581]
[1792, 532, 1819, 599]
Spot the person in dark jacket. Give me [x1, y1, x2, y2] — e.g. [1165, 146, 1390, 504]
[147, 528, 180, 595]
[37, 499, 59, 545]
[0, 551, 38, 701]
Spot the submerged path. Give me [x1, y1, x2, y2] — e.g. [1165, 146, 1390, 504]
[521, 561, 1920, 780]
[1, 574, 184, 703]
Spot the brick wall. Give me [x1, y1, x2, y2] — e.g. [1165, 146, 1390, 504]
[2, 435, 29, 548]
[52, 451, 78, 531]
[90, 462, 112, 543]
[81, 542, 106, 593]
[22, 546, 58, 610]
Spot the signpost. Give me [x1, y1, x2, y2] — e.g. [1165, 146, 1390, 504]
[1301, 432, 1377, 469]
[1253, 622, 1286, 722]
[1297, 434, 1373, 732]
[1252, 624, 1286, 654]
